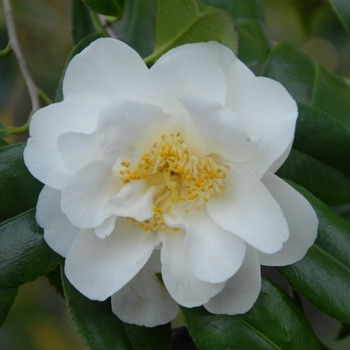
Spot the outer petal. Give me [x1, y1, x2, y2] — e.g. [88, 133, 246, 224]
[178, 207, 246, 283]
[107, 180, 159, 222]
[179, 96, 261, 161]
[258, 172, 318, 266]
[207, 164, 289, 254]
[37, 186, 80, 257]
[204, 246, 261, 315]
[24, 101, 102, 189]
[65, 218, 155, 300]
[61, 161, 120, 228]
[95, 216, 116, 239]
[227, 77, 298, 178]
[111, 250, 178, 327]
[63, 38, 148, 103]
[160, 231, 225, 307]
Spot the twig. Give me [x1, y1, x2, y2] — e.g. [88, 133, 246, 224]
[97, 14, 118, 39]
[2, 0, 40, 114]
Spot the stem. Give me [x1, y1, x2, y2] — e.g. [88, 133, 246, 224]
[97, 14, 118, 39]
[0, 41, 11, 57]
[89, 10, 105, 33]
[2, 0, 40, 114]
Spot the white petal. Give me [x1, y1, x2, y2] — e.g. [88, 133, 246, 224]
[227, 77, 298, 178]
[107, 180, 159, 222]
[258, 172, 318, 266]
[97, 99, 169, 163]
[63, 38, 148, 103]
[37, 186, 80, 257]
[58, 131, 103, 175]
[95, 216, 116, 239]
[61, 161, 120, 228]
[65, 218, 155, 300]
[160, 231, 225, 307]
[207, 164, 289, 254]
[179, 96, 261, 162]
[179, 207, 246, 283]
[24, 101, 101, 189]
[204, 246, 261, 315]
[111, 250, 178, 327]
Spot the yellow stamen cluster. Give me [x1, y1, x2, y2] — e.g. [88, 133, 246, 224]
[120, 133, 228, 232]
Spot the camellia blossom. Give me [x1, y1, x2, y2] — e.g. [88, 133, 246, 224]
[24, 38, 318, 327]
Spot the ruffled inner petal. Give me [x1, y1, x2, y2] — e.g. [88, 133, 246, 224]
[65, 218, 155, 301]
[204, 246, 261, 315]
[207, 164, 289, 254]
[111, 250, 178, 327]
[258, 172, 318, 266]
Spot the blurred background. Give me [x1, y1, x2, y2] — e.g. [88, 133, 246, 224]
[0, 0, 350, 349]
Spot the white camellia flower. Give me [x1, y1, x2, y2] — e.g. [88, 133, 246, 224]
[24, 38, 318, 327]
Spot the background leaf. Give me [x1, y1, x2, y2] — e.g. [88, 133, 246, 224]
[0, 210, 62, 290]
[0, 143, 42, 223]
[146, 0, 238, 63]
[0, 288, 18, 326]
[80, 0, 124, 17]
[62, 271, 133, 350]
[182, 278, 320, 350]
[329, 0, 350, 34]
[202, 0, 271, 65]
[70, 0, 96, 44]
[279, 182, 350, 325]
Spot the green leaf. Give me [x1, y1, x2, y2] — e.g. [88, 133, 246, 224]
[123, 323, 171, 350]
[114, 0, 157, 58]
[70, 0, 96, 44]
[0, 143, 43, 224]
[329, 0, 350, 33]
[279, 182, 350, 325]
[0, 210, 62, 290]
[276, 149, 350, 206]
[81, 0, 124, 17]
[145, 0, 238, 64]
[181, 278, 320, 350]
[62, 270, 133, 350]
[55, 32, 106, 102]
[337, 323, 350, 340]
[202, 0, 271, 65]
[263, 40, 350, 130]
[0, 287, 18, 326]
[293, 103, 350, 176]
[0, 138, 9, 148]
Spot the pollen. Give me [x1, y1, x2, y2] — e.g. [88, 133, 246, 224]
[120, 133, 228, 233]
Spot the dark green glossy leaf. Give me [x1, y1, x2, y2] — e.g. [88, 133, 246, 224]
[81, 0, 123, 17]
[263, 40, 350, 130]
[123, 323, 171, 350]
[62, 271, 133, 350]
[202, 0, 271, 65]
[114, 0, 157, 58]
[0, 287, 18, 326]
[46, 264, 65, 298]
[181, 278, 320, 349]
[329, 0, 350, 33]
[70, 0, 95, 44]
[0, 143, 43, 223]
[279, 182, 350, 325]
[0, 210, 62, 289]
[294, 103, 350, 176]
[0, 138, 9, 148]
[276, 149, 350, 206]
[55, 32, 105, 102]
[146, 0, 238, 64]
[337, 323, 350, 340]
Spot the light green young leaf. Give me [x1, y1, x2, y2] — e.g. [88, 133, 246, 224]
[279, 182, 350, 325]
[202, 0, 271, 65]
[145, 0, 238, 64]
[329, 0, 350, 34]
[0, 288, 18, 326]
[181, 278, 320, 350]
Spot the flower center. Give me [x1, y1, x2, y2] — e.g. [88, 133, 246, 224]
[119, 133, 229, 232]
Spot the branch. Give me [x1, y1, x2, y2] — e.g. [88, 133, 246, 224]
[2, 0, 40, 114]
[97, 14, 118, 39]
